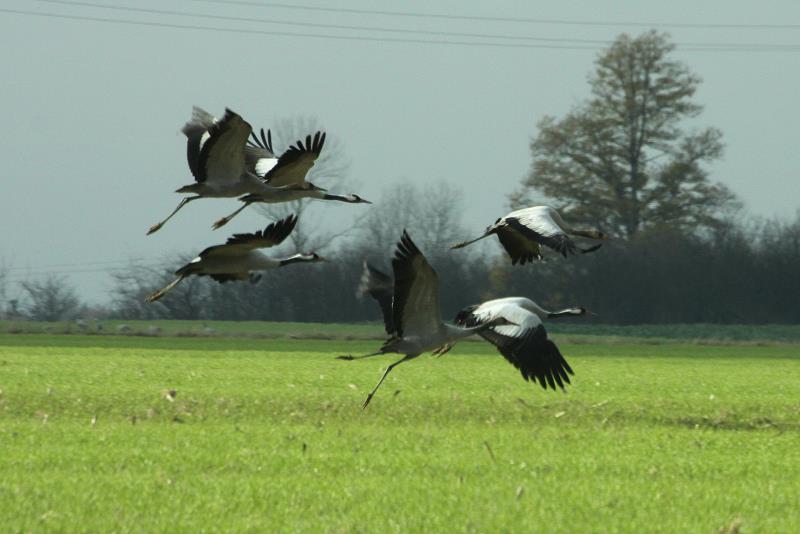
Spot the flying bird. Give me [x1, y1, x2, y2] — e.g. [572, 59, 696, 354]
[145, 214, 323, 302]
[146, 107, 300, 235]
[211, 128, 371, 230]
[360, 264, 585, 390]
[454, 297, 585, 390]
[451, 206, 608, 264]
[339, 231, 510, 409]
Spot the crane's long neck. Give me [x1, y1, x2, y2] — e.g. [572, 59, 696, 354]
[547, 209, 574, 234]
[519, 299, 585, 320]
[246, 252, 279, 270]
[279, 253, 315, 266]
[523, 301, 551, 320]
[548, 209, 601, 239]
[547, 307, 586, 319]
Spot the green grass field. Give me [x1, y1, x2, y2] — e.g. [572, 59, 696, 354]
[1, 332, 798, 532]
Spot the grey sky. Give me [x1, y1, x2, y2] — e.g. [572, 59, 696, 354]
[2, 0, 799, 304]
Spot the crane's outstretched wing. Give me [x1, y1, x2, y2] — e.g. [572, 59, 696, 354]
[194, 108, 251, 186]
[455, 302, 573, 390]
[504, 209, 577, 257]
[182, 106, 217, 181]
[391, 231, 441, 338]
[357, 261, 395, 335]
[199, 214, 298, 258]
[495, 227, 543, 265]
[245, 127, 279, 179]
[262, 131, 326, 187]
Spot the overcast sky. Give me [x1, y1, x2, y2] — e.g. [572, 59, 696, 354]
[2, 0, 799, 304]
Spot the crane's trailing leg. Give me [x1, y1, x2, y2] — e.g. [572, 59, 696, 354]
[336, 350, 384, 361]
[144, 276, 185, 303]
[362, 354, 416, 410]
[147, 196, 199, 235]
[212, 202, 251, 230]
[431, 343, 453, 356]
[450, 232, 491, 249]
[579, 243, 603, 254]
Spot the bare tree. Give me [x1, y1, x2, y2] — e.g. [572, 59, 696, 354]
[361, 181, 466, 258]
[109, 259, 211, 320]
[19, 275, 82, 321]
[253, 116, 357, 252]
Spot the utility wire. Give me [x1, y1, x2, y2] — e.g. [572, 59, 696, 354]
[32, 0, 616, 45]
[0, 8, 598, 50]
[4, 8, 800, 52]
[187, 0, 800, 31]
[31, 0, 800, 49]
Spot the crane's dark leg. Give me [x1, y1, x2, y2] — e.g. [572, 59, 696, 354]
[362, 354, 417, 410]
[579, 243, 603, 254]
[450, 232, 490, 250]
[147, 196, 199, 235]
[336, 351, 383, 361]
[212, 202, 252, 230]
[431, 343, 454, 357]
[144, 276, 185, 303]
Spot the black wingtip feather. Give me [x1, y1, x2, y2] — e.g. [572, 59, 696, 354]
[358, 261, 395, 335]
[280, 130, 326, 159]
[395, 230, 420, 260]
[225, 213, 298, 247]
[248, 127, 274, 154]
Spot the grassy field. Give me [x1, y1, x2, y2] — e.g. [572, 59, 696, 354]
[1, 333, 799, 532]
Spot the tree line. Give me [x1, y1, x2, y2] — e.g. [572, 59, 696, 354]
[5, 189, 796, 325]
[109, 207, 800, 325]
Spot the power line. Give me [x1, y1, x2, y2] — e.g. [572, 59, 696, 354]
[33, 0, 615, 46]
[0, 8, 599, 50]
[187, 0, 800, 31]
[5, 8, 800, 52]
[30, 0, 800, 50]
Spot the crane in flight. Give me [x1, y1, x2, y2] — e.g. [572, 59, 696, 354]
[452, 206, 608, 264]
[147, 107, 303, 235]
[339, 231, 510, 409]
[211, 128, 371, 230]
[145, 214, 323, 303]
[359, 263, 585, 393]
